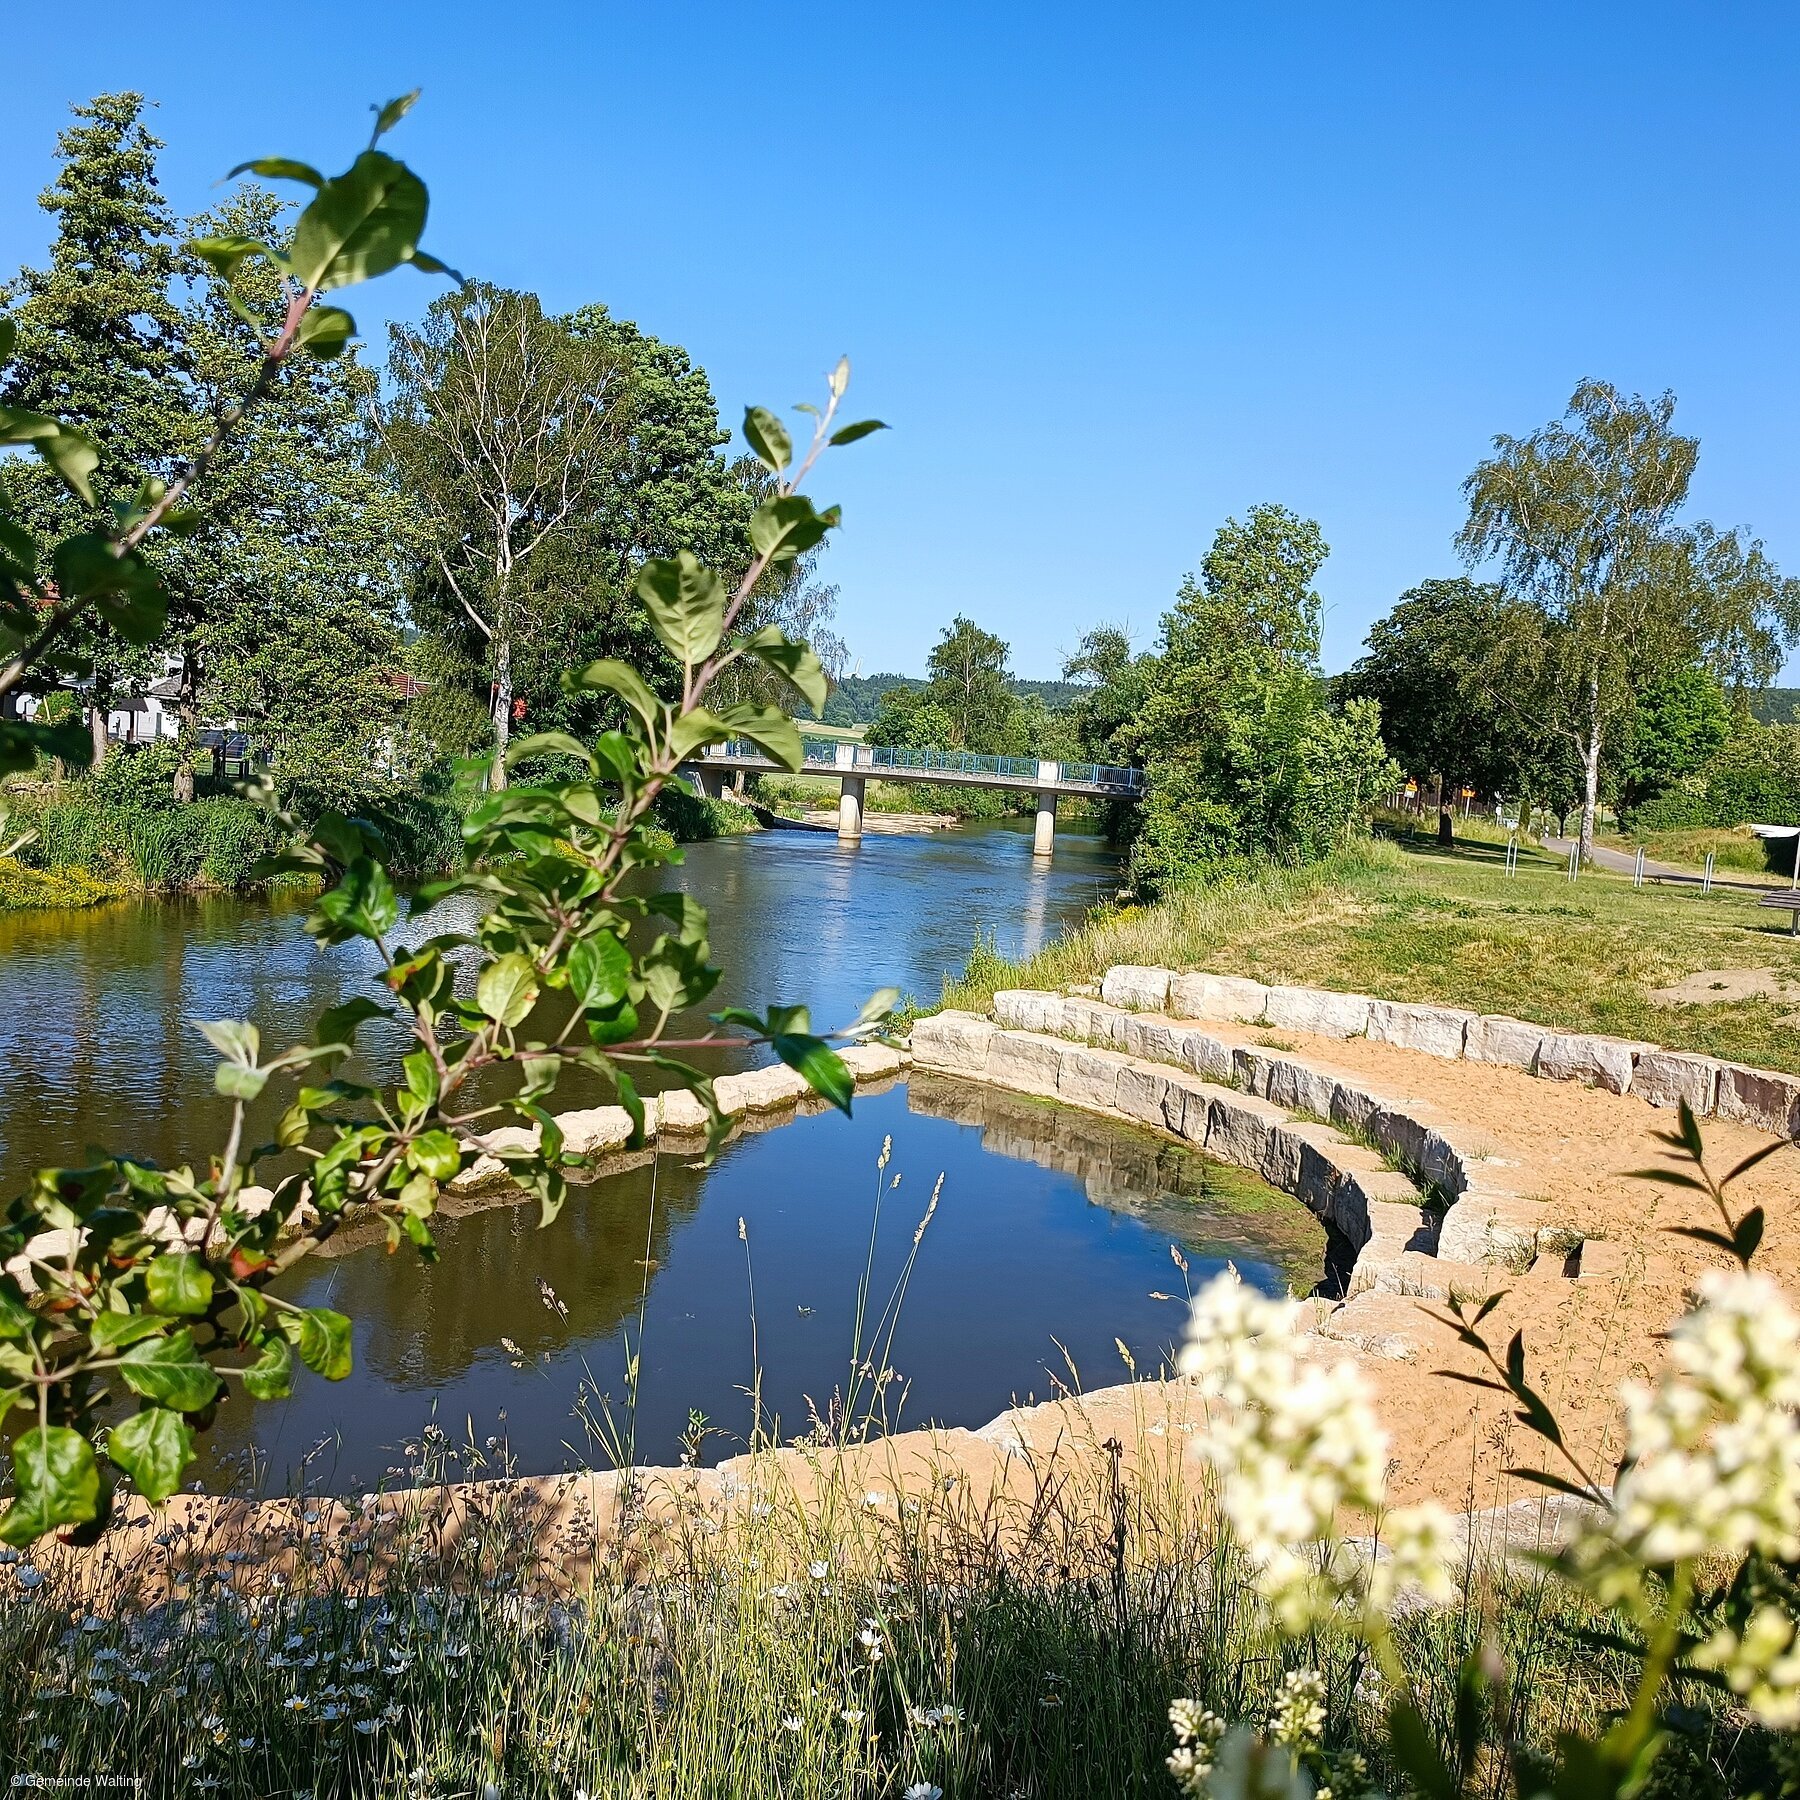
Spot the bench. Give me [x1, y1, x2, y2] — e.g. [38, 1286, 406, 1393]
[1758, 890, 1800, 935]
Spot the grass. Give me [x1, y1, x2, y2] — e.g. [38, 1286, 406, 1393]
[0, 1408, 1672, 1799]
[1600, 822, 1789, 879]
[0, 853, 120, 912]
[943, 833, 1800, 1077]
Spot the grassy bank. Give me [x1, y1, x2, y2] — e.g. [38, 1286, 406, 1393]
[0, 854, 120, 911]
[0, 1423, 1690, 1799]
[944, 833, 1800, 1077]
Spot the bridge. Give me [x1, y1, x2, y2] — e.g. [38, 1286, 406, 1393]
[683, 738, 1143, 857]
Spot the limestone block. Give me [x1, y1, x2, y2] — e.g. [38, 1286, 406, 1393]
[1577, 1239, 1628, 1282]
[1327, 1080, 1385, 1135]
[1165, 1074, 1226, 1144]
[1232, 1046, 1276, 1099]
[1368, 1252, 1504, 1303]
[1464, 1015, 1544, 1072]
[655, 1087, 711, 1134]
[1100, 965, 1174, 1011]
[1167, 972, 1269, 1024]
[1114, 1062, 1180, 1132]
[556, 1105, 637, 1156]
[1176, 1027, 1237, 1083]
[1261, 1056, 1344, 1122]
[838, 1042, 907, 1081]
[1437, 1189, 1549, 1270]
[1366, 1000, 1474, 1060]
[1317, 1291, 1423, 1361]
[1715, 1063, 1800, 1140]
[727, 1065, 811, 1112]
[1362, 1199, 1436, 1257]
[1061, 997, 1130, 1048]
[1270, 1120, 1351, 1215]
[1262, 985, 1372, 1039]
[910, 1010, 996, 1076]
[1364, 1102, 1432, 1179]
[1630, 1049, 1721, 1115]
[993, 990, 1066, 1034]
[1123, 1014, 1184, 1064]
[1536, 1032, 1642, 1095]
[988, 1030, 1068, 1100]
[1060, 1045, 1132, 1111]
[1206, 1090, 1288, 1173]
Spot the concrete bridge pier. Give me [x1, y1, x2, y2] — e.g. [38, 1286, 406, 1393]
[693, 766, 724, 800]
[838, 776, 865, 841]
[1033, 761, 1058, 857]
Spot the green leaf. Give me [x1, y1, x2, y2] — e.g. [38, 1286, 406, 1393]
[740, 626, 828, 712]
[408, 1129, 461, 1181]
[406, 248, 464, 282]
[317, 995, 389, 1054]
[748, 494, 839, 567]
[289, 150, 428, 292]
[107, 1407, 194, 1503]
[505, 730, 596, 772]
[1386, 1696, 1457, 1800]
[214, 1062, 267, 1101]
[565, 659, 662, 734]
[1733, 1206, 1766, 1265]
[665, 707, 732, 763]
[224, 157, 324, 188]
[477, 952, 540, 1027]
[829, 418, 888, 446]
[772, 1035, 853, 1115]
[0, 410, 98, 503]
[295, 304, 355, 359]
[1, 1428, 100, 1544]
[310, 857, 399, 944]
[847, 986, 902, 1036]
[569, 931, 631, 1011]
[0, 317, 14, 364]
[119, 1330, 223, 1412]
[636, 552, 726, 667]
[371, 89, 422, 141]
[145, 1253, 214, 1318]
[89, 1311, 171, 1353]
[743, 405, 792, 474]
[242, 1334, 294, 1401]
[717, 703, 803, 771]
[187, 235, 273, 282]
[294, 1307, 353, 1380]
[0, 1277, 33, 1341]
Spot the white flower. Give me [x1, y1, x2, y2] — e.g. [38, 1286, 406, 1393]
[284, 1695, 307, 1712]
[858, 1625, 884, 1662]
[904, 1786, 943, 1799]
[90, 1687, 120, 1707]
[863, 1490, 888, 1508]
[782, 1715, 802, 1733]
[355, 1719, 378, 1735]
[1693, 1604, 1800, 1729]
[1269, 1669, 1326, 1747]
[840, 1708, 865, 1725]
[1166, 1697, 1225, 1795]
[15, 1565, 43, 1590]
[809, 1560, 830, 1581]
[1600, 1271, 1800, 1575]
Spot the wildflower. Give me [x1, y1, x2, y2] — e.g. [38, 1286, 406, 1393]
[841, 1708, 865, 1725]
[91, 1687, 120, 1707]
[1693, 1605, 1800, 1729]
[782, 1715, 803, 1733]
[1166, 1698, 1225, 1795]
[858, 1624, 884, 1662]
[1598, 1270, 1800, 1581]
[809, 1560, 830, 1581]
[15, 1564, 43, 1589]
[1269, 1670, 1326, 1747]
[863, 1490, 888, 1508]
[355, 1720, 379, 1735]
[284, 1695, 308, 1712]
[1178, 1269, 1453, 1630]
[904, 1787, 944, 1800]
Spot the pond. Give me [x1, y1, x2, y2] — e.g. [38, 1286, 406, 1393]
[0, 818, 1325, 1490]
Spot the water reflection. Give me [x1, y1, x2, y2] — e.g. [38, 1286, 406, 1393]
[198, 1080, 1323, 1494]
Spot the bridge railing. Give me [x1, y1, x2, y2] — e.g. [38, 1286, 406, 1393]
[708, 739, 1144, 794]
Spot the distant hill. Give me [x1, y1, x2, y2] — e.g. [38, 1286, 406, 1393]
[1750, 688, 1800, 726]
[818, 672, 1084, 727]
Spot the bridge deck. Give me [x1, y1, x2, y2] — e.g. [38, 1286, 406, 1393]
[693, 740, 1143, 799]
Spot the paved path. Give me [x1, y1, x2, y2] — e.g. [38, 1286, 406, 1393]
[1539, 832, 1784, 891]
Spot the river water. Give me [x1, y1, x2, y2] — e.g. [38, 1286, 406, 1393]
[0, 818, 1322, 1490]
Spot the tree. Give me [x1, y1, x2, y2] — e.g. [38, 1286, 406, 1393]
[1457, 378, 1800, 865]
[383, 285, 628, 784]
[156, 185, 408, 801]
[1616, 662, 1730, 814]
[923, 615, 1016, 750]
[0, 92, 190, 765]
[1125, 505, 1395, 890]
[1347, 578, 1518, 844]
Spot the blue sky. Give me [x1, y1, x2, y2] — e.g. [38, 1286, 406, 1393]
[7, 3, 1798, 678]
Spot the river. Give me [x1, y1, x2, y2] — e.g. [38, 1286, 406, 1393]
[0, 818, 1322, 1490]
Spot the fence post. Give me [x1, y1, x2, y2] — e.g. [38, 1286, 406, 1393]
[1703, 852, 1715, 895]
[1567, 841, 1579, 881]
[1634, 846, 1645, 889]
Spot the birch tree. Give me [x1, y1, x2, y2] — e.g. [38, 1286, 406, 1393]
[383, 284, 624, 784]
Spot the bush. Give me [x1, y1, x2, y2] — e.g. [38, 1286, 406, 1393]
[84, 742, 184, 810]
[656, 783, 760, 840]
[1623, 783, 1710, 833]
[19, 793, 288, 891]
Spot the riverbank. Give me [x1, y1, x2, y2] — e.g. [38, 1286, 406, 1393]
[943, 834, 1800, 1079]
[0, 779, 757, 912]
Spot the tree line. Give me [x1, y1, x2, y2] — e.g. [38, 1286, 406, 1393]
[0, 93, 845, 808]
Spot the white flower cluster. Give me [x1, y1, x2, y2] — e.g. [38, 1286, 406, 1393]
[1165, 1697, 1226, 1795]
[1694, 1605, 1800, 1730]
[1179, 1270, 1455, 1631]
[1268, 1669, 1326, 1747]
[1608, 1270, 1800, 1570]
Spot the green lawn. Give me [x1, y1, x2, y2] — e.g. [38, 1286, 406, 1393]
[945, 834, 1800, 1077]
